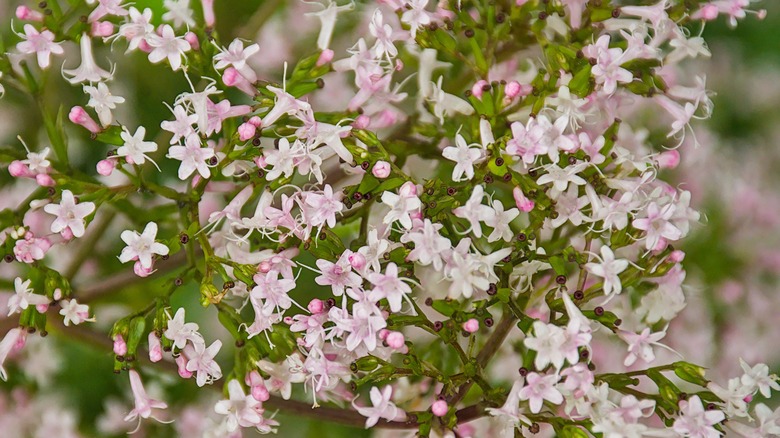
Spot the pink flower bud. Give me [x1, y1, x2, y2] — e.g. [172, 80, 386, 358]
[113, 335, 127, 356]
[463, 318, 479, 333]
[60, 227, 74, 241]
[202, 0, 216, 27]
[184, 32, 200, 51]
[254, 156, 267, 168]
[96, 159, 116, 176]
[252, 384, 270, 402]
[237, 122, 257, 141]
[471, 80, 489, 99]
[395, 59, 404, 71]
[505, 81, 522, 98]
[656, 150, 680, 169]
[16, 6, 44, 21]
[148, 332, 163, 362]
[386, 331, 405, 349]
[176, 354, 193, 379]
[695, 4, 719, 21]
[222, 68, 257, 95]
[399, 181, 418, 197]
[513, 186, 535, 212]
[372, 160, 391, 179]
[248, 116, 262, 127]
[91, 21, 114, 37]
[316, 49, 334, 66]
[242, 370, 257, 386]
[35, 173, 55, 187]
[53, 288, 63, 300]
[138, 39, 153, 53]
[36, 303, 49, 313]
[133, 260, 154, 277]
[432, 400, 448, 417]
[258, 260, 272, 273]
[69, 106, 101, 134]
[348, 252, 367, 271]
[308, 298, 325, 314]
[378, 329, 390, 340]
[8, 161, 32, 178]
[669, 250, 685, 263]
[352, 114, 370, 130]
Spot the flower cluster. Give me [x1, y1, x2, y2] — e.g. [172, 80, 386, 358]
[0, 0, 775, 437]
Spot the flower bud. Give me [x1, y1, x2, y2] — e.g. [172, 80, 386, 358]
[36, 303, 49, 313]
[237, 122, 257, 141]
[113, 334, 127, 356]
[471, 80, 489, 99]
[202, 0, 216, 27]
[399, 181, 417, 197]
[316, 49, 334, 66]
[353, 114, 370, 130]
[308, 298, 325, 314]
[133, 260, 154, 277]
[69, 106, 101, 134]
[176, 354, 193, 378]
[248, 116, 262, 127]
[8, 161, 32, 178]
[184, 32, 200, 51]
[463, 318, 479, 333]
[258, 260, 272, 273]
[16, 6, 44, 22]
[60, 227, 74, 241]
[91, 21, 114, 38]
[432, 400, 448, 417]
[223, 68, 256, 96]
[513, 186, 535, 212]
[386, 331, 405, 349]
[348, 252, 366, 271]
[372, 161, 391, 179]
[35, 173, 55, 187]
[669, 250, 685, 263]
[96, 159, 116, 176]
[657, 150, 680, 169]
[148, 332, 163, 362]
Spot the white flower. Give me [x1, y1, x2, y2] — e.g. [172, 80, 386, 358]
[442, 133, 484, 182]
[400, 0, 431, 39]
[160, 104, 197, 144]
[84, 82, 125, 127]
[119, 7, 154, 52]
[483, 199, 519, 243]
[118, 126, 158, 166]
[63, 34, 112, 84]
[43, 189, 96, 238]
[15, 24, 64, 69]
[7, 277, 48, 316]
[118, 222, 170, 270]
[381, 182, 422, 230]
[214, 380, 270, 432]
[452, 185, 490, 238]
[585, 246, 629, 298]
[162, 0, 195, 28]
[146, 24, 191, 71]
[518, 372, 563, 414]
[163, 308, 204, 349]
[59, 299, 92, 326]
[183, 339, 222, 387]
[672, 395, 725, 438]
[739, 358, 780, 398]
[213, 39, 260, 82]
[167, 133, 215, 179]
[352, 385, 402, 428]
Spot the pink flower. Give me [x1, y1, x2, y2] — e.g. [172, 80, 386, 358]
[183, 339, 223, 387]
[352, 385, 404, 428]
[43, 190, 96, 238]
[672, 395, 725, 438]
[123, 370, 169, 429]
[146, 24, 191, 71]
[15, 24, 64, 69]
[215, 380, 278, 432]
[518, 372, 563, 414]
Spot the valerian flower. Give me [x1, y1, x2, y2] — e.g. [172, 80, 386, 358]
[43, 189, 96, 238]
[118, 222, 170, 270]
